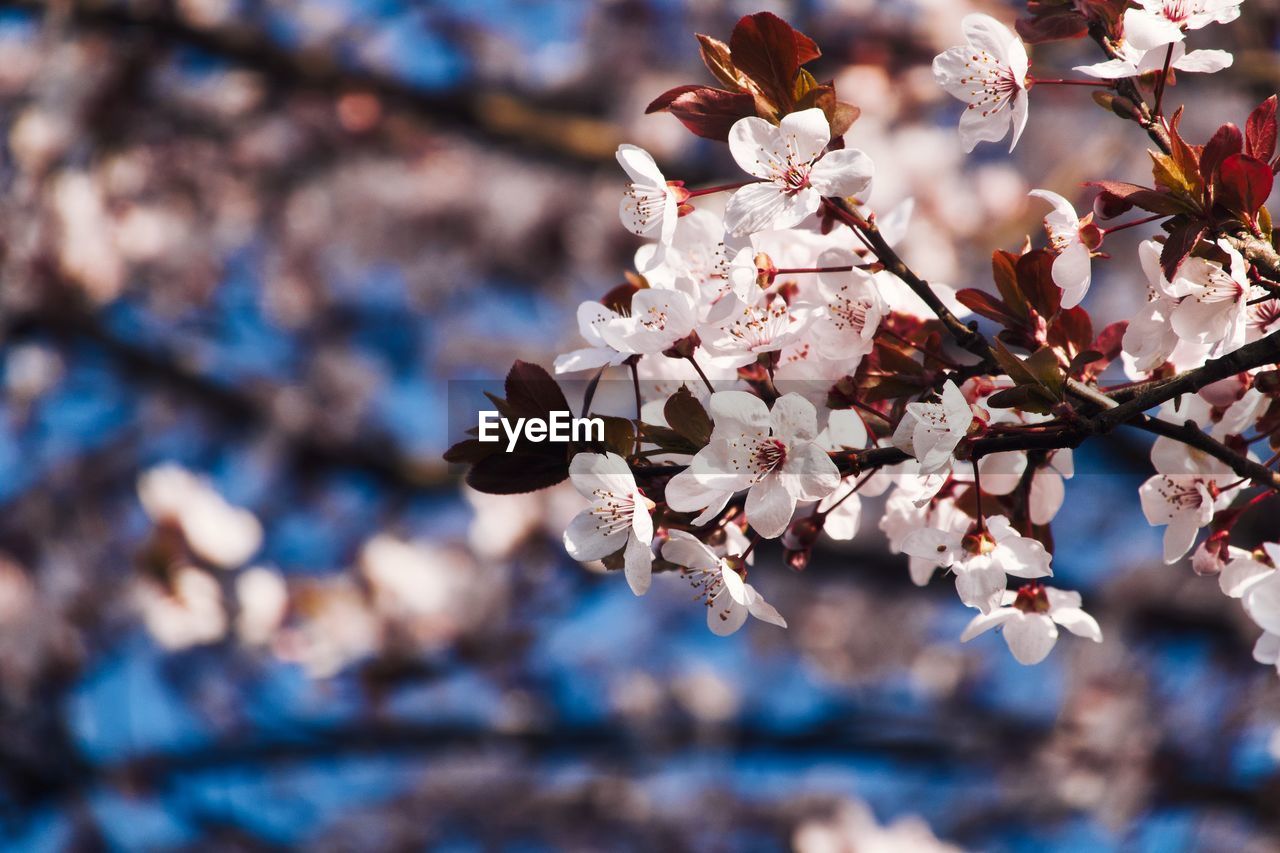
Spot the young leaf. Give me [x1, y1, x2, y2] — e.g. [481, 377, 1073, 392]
[645, 85, 757, 141]
[663, 385, 713, 448]
[1219, 153, 1274, 219]
[1246, 95, 1278, 163]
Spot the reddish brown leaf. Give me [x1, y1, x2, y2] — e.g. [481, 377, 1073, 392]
[695, 34, 749, 91]
[1201, 123, 1243, 184]
[1016, 9, 1088, 43]
[1016, 249, 1061, 319]
[645, 84, 758, 141]
[729, 12, 818, 112]
[991, 251, 1028, 320]
[1246, 95, 1278, 163]
[1219, 153, 1275, 218]
[1160, 219, 1207, 280]
[956, 288, 1022, 328]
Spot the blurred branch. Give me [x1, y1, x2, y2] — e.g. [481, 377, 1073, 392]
[5, 299, 454, 494]
[0, 0, 626, 167]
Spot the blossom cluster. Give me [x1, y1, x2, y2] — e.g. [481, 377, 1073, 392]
[448, 7, 1280, 672]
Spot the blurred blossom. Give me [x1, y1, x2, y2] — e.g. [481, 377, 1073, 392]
[138, 464, 264, 569]
[359, 533, 504, 651]
[234, 566, 290, 646]
[4, 342, 62, 406]
[274, 577, 379, 679]
[136, 565, 228, 651]
[793, 801, 965, 853]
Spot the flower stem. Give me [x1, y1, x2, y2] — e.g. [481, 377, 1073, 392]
[686, 354, 716, 394]
[1102, 212, 1166, 235]
[773, 264, 873, 275]
[1029, 77, 1112, 87]
[1153, 44, 1175, 117]
[684, 180, 755, 199]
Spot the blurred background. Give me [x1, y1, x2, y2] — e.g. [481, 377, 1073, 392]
[2, 0, 1280, 849]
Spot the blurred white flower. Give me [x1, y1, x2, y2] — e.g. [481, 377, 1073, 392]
[136, 566, 227, 651]
[138, 464, 263, 569]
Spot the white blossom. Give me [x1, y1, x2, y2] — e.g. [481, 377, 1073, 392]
[932, 14, 1030, 152]
[661, 529, 787, 636]
[724, 108, 874, 235]
[961, 584, 1102, 665]
[563, 452, 656, 595]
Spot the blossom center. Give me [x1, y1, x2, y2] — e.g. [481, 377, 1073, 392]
[589, 489, 636, 536]
[959, 52, 1022, 117]
[751, 437, 788, 475]
[1013, 582, 1050, 613]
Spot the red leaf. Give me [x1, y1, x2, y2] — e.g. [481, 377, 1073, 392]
[1219, 153, 1275, 218]
[956, 288, 1020, 327]
[1016, 249, 1061, 319]
[1048, 307, 1093, 360]
[645, 84, 758, 141]
[1201, 123, 1242, 184]
[505, 360, 569, 419]
[1091, 321, 1128, 363]
[991, 251, 1028, 320]
[729, 12, 818, 111]
[1160, 220, 1207, 280]
[1016, 10, 1088, 43]
[1087, 181, 1188, 218]
[1246, 95, 1278, 163]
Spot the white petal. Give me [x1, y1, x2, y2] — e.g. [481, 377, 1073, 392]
[720, 562, 750, 605]
[563, 510, 628, 561]
[961, 14, 1019, 63]
[1029, 469, 1066, 526]
[955, 560, 1007, 612]
[623, 532, 654, 596]
[777, 108, 832, 167]
[825, 409, 868, 450]
[1244, 575, 1280, 635]
[568, 452, 636, 500]
[1002, 613, 1059, 664]
[616, 144, 665, 186]
[808, 148, 875, 200]
[977, 451, 1026, 496]
[901, 528, 962, 566]
[1051, 607, 1103, 642]
[747, 589, 788, 628]
[782, 440, 841, 501]
[745, 473, 798, 539]
[1124, 9, 1187, 51]
[661, 529, 722, 572]
[727, 116, 783, 180]
[1253, 631, 1280, 665]
[1053, 241, 1092, 308]
[960, 607, 1017, 641]
[1172, 49, 1233, 74]
[708, 596, 750, 636]
[771, 393, 819, 442]
[710, 390, 771, 435]
[725, 183, 793, 236]
[1073, 58, 1138, 79]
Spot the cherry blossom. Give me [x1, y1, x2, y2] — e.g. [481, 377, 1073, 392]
[932, 14, 1030, 152]
[1123, 0, 1244, 52]
[661, 529, 787, 636]
[665, 392, 840, 537]
[563, 452, 656, 595]
[554, 300, 633, 374]
[1138, 437, 1235, 563]
[1220, 544, 1279, 598]
[1074, 39, 1233, 79]
[724, 108, 874, 236]
[616, 144, 680, 244]
[901, 514, 1053, 611]
[1028, 189, 1099, 308]
[891, 380, 974, 476]
[806, 251, 886, 362]
[698, 294, 804, 367]
[1165, 241, 1262, 357]
[960, 583, 1103, 665]
[597, 288, 698, 355]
